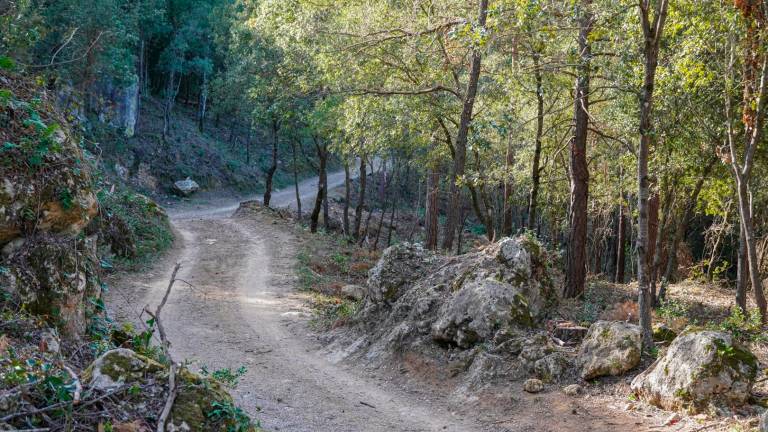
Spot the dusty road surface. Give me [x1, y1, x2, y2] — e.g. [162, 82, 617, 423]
[107, 173, 663, 432]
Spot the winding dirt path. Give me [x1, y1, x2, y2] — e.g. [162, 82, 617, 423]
[106, 172, 676, 432]
[106, 173, 484, 432]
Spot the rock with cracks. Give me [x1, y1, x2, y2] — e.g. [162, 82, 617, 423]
[577, 321, 642, 380]
[365, 242, 438, 304]
[630, 330, 757, 413]
[3, 234, 102, 337]
[335, 235, 560, 398]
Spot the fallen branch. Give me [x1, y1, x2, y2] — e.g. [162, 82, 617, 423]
[62, 364, 82, 404]
[1, 385, 129, 422]
[145, 263, 182, 432]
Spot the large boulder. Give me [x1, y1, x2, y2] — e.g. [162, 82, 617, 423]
[173, 177, 200, 196]
[431, 278, 533, 348]
[630, 330, 758, 413]
[353, 236, 559, 350]
[3, 235, 102, 337]
[577, 321, 642, 379]
[366, 242, 437, 303]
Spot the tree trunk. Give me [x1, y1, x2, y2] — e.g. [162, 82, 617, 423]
[322, 150, 330, 230]
[725, 18, 768, 320]
[736, 226, 748, 311]
[441, 0, 489, 251]
[637, 0, 669, 348]
[528, 53, 545, 230]
[197, 70, 208, 133]
[162, 69, 177, 142]
[292, 140, 302, 219]
[310, 140, 328, 233]
[263, 120, 279, 207]
[425, 165, 440, 250]
[354, 157, 367, 240]
[387, 195, 397, 247]
[564, 0, 593, 299]
[616, 198, 627, 283]
[343, 160, 351, 236]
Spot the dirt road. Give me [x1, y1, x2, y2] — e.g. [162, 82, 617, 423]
[106, 172, 672, 432]
[106, 173, 485, 432]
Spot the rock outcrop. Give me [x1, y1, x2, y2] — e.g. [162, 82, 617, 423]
[333, 235, 561, 398]
[630, 330, 757, 413]
[365, 242, 438, 303]
[577, 321, 642, 379]
[0, 72, 103, 337]
[0, 123, 97, 246]
[3, 234, 101, 337]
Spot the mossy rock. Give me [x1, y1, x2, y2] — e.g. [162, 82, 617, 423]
[5, 234, 102, 337]
[83, 350, 258, 431]
[631, 330, 757, 413]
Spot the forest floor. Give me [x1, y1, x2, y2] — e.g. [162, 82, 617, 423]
[104, 175, 755, 431]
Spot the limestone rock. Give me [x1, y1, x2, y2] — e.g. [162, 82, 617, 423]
[577, 321, 642, 379]
[114, 163, 129, 181]
[341, 284, 365, 301]
[431, 278, 533, 348]
[523, 378, 544, 393]
[534, 352, 572, 383]
[84, 349, 164, 390]
[630, 330, 757, 413]
[366, 242, 436, 303]
[173, 177, 200, 196]
[563, 384, 582, 396]
[5, 235, 102, 337]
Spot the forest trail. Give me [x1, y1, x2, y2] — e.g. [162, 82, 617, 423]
[106, 171, 484, 432]
[106, 172, 659, 432]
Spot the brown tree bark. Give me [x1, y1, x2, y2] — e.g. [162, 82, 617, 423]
[310, 138, 328, 233]
[263, 120, 279, 207]
[637, 0, 669, 348]
[343, 159, 351, 236]
[441, 0, 489, 251]
[564, 0, 593, 299]
[292, 139, 302, 219]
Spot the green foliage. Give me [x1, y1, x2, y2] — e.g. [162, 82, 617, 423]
[296, 250, 324, 291]
[0, 56, 15, 70]
[97, 188, 173, 268]
[655, 299, 689, 320]
[207, 400, 257, 432]
[716, 308, 766, 343]
[200, 365, 248, 388]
